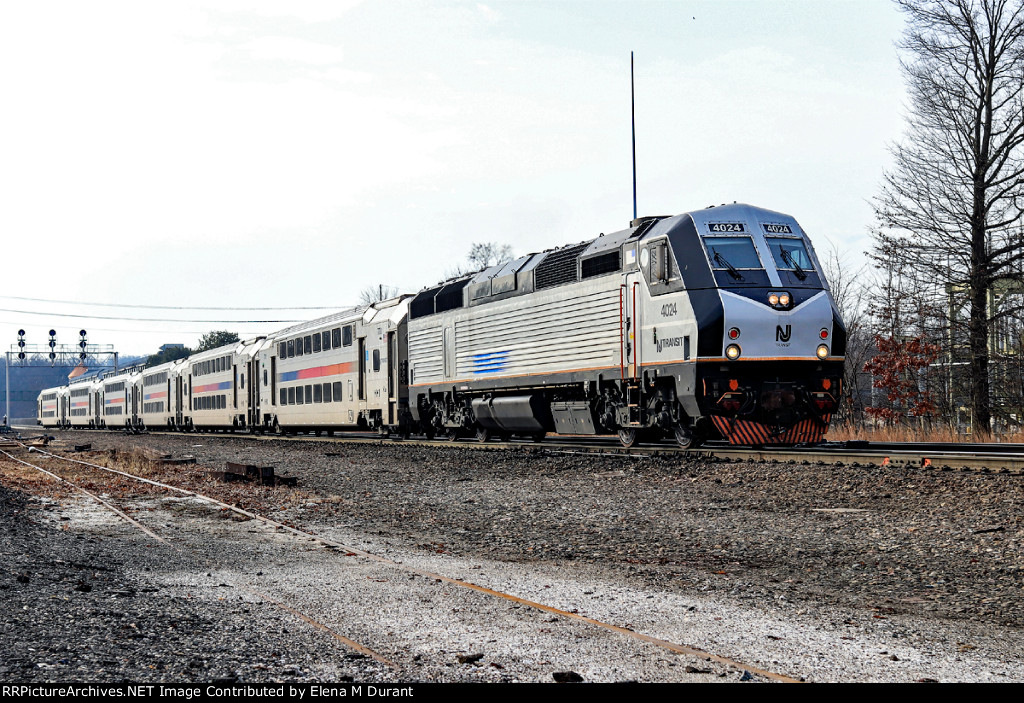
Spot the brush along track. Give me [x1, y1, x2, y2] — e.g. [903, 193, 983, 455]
[4, 441, 800, 683]
[38, 424, 1024, 475]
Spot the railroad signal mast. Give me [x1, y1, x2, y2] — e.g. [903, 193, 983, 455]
[5, 329, 119, 427]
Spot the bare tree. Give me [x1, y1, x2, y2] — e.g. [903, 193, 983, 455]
[467, 242, 514, 270]
[872, 0, 1024, 437]
[445, 242, 515, 278]
[359, 284, 400, 306]
[821, 246, 874, 426]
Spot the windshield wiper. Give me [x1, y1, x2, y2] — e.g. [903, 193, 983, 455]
[779, 247, 807, 281]
[713, 251, 744, 281]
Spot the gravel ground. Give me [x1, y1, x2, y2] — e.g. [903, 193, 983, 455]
[2, 429, 1022, 683]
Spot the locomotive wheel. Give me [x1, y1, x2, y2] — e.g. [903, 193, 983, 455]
[448, 429, 462, 442]
[531, 431, 546, 443]
[674, 425, 695, 449]
[617, 428, 638, 448]
[475, 426, 490, 443]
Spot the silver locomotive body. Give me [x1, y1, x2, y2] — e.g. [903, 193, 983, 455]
[407, 203, 844, 447]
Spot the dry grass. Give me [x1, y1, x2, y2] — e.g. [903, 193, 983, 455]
[827, 423, 1024, 444]
[0, 445, 317, 516]
[0, 456, 75, 498]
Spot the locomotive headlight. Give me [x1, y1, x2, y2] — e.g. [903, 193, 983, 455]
[768, 293, 780, 306]
[816, 344, 829, 359]
[726, 344, 741, 360]
[779, 293, 791, 307]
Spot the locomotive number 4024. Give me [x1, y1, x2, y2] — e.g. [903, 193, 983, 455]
[708, 222, 745, 233]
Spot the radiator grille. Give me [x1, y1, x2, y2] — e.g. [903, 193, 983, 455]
[535, 242, 588, 290]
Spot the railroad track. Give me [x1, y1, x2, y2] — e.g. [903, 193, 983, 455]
[1, 439, 803, 683]
[0, 445, 398, 671]
[20, 424, 1024, 475]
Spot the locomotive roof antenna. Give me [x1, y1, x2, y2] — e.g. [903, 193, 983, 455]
[631, 50, 637, 222]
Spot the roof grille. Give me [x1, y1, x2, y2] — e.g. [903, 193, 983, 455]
[581, 250, 621, 279]
[535, 242, 588, 290]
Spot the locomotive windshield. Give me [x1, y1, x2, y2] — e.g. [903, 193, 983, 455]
[704, 236, 763, 270]
[766, 237, 814, 273]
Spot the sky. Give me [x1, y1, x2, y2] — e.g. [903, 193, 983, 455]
[0, 0, 908, 358]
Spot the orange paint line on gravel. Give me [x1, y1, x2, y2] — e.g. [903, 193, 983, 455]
[28, 445, 800, 683]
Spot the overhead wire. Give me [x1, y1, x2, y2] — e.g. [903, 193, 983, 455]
[0, 294, 343, 311]
[0, 307, 302, 324]
[0, 320, 268, 336]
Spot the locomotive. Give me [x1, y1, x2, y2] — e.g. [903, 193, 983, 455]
[38, 203, 844, 448]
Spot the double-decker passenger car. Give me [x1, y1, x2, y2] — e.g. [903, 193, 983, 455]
[138, 359, 184, 430]
[255, 298, 410, 435]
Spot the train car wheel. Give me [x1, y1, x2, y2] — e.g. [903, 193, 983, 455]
[617, 428, 638, 448]
[531, 431, 545, 443]
[475, 426, 490, 443]
[448, 429, 462, 442]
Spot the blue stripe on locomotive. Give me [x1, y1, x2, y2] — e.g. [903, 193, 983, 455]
[471, 351, 509, 374]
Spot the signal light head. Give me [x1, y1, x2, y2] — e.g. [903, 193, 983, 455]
[48, 329, 56, 337]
